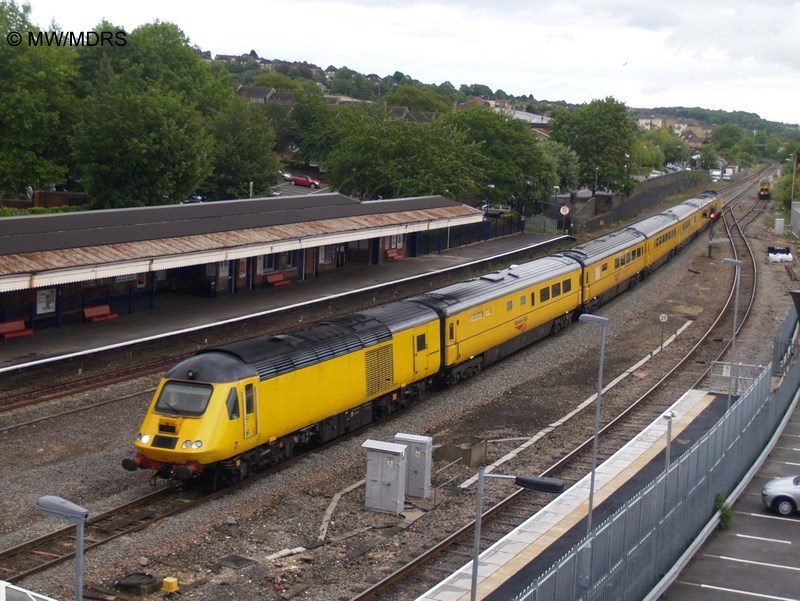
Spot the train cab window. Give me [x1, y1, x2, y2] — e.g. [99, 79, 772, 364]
[551, 282, 561, 297]
[449, 323, 455, 341]
[155, 381, 212, 417]
[226, 388, 240, 420]
[245, 383, 255, 415]
[506, 300, 513, 311]
[416, 333, 427, 351]
[540, 288, 550, 302]
[563, 279, 572, 293]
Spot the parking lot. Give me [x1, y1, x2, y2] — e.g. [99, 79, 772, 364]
[664, 403, 800, 600]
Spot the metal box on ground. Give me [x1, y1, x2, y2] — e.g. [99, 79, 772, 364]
[435, 435, 487, 467]
[362, 440, 407, 514]
[394, 433, 432, 499]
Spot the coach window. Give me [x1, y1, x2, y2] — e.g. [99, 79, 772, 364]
[540, 287, 550, 303]
[449, 323, 455, 341]
[530, 293, 535, 306]
[563, 279, 572, 293]
[506, 300, 513, 311]
[226, 388, 240, 420]
[551, 282, 561, 297]
[520, 295, 526, 306]
[416, 333, 427, 351]
[602, 263, 608, 271]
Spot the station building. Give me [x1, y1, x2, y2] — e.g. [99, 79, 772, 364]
[0, 193, 487, 333]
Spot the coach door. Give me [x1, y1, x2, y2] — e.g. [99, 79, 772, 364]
[413, 331, 429, 377]
[242, 382, 257, 439]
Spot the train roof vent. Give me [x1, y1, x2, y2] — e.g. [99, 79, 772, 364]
[292, 348, 320, 369]
[480, 272, 505, 282]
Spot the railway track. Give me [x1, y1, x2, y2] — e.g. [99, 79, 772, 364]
[354, 180, 764, 600]
[1, 176, 771, 596]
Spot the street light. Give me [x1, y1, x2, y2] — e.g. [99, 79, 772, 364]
[35, 495, 90, 601]
[578, 313, 609, 541]
[662, 410, 676, 514]
[487, 184, 495, 203]
[471, 467, 564, 601]
[577, 313, 608, 590]
[594, 167, 599, 195]
[722, 258, 742, 411]
[553, 185, 561, 231]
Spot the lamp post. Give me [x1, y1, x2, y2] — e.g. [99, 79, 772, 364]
[594, 167, 599, 196]
[487, 184, 495, 204]
[578, 313, 609, 540]
[471, 467, 564, 601]
[553, 185, 561, 231]
[722, 258, 742, 411]
[36, 496, 90, 601]
[577, 313, 608, 590]
[662, 410, 675, 514]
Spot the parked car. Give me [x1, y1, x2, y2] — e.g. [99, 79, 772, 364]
[279, 169, 292, 181]
[289, 174, 321, 189]
[648, 170, 663, 178]
[480, 203, 511, 217]
[761, 475, 800, 515]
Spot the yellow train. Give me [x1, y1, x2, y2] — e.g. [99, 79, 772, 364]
[123, 192, 721, 484]
[758, 178, 773, 200]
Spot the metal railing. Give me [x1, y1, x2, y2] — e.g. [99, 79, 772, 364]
[514, 306, 800, 601]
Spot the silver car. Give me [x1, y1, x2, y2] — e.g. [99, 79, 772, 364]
[761, 475, 800, 516]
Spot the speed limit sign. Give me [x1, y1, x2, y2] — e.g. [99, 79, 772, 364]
[659, 313, 668, 323]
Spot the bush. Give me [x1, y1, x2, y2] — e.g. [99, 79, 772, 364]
[714, 491, 733, 530]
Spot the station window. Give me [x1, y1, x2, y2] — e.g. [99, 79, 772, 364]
[416, 333, 427, 352]
[319, 245, 333, 265]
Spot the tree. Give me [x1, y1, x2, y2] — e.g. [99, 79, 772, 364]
[442, 106, 552, 204]
[550, 97, 636, 195]
[322, 104, 482, 199]
[699, 144, 719, 170]
[200, 97, 279, 200]
[384, 84, 453, 113]
[712, 123, 746, 154]
[639, 127, 689, 166]
[328, 67, 375, 100]
[72, 21, 233, 206]
[0, 0, 76, 196]
[75, 74, 212, 206]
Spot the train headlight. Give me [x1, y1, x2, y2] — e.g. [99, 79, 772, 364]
[137, 434, 151, 444]
[181, 440, 193, 449]
[192, 440, 203, 449]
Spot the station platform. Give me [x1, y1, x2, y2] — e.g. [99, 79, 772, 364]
[415, 388, 727, 601]
[0, 231, 567, 374]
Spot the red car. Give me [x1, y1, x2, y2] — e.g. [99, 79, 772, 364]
[289, 174, 321, 189]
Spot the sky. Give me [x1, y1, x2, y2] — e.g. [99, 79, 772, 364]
[25, 0, 800, 125]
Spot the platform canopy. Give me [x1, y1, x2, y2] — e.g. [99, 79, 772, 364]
[0, 193, 484, 292]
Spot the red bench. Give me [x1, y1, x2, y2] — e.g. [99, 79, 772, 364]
[266, 273, 290, 288]
[0, 319, 33, 341]
[83, 304, 119, 322]
[386, 248, 402, 260]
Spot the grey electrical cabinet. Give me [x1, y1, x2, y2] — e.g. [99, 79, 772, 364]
[394, 432, 432, 499]
[362, 440, 407, 514]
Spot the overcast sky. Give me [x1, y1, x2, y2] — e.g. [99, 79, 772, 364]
[27, 0, 800, 125]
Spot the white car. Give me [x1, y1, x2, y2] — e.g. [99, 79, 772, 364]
[648, 170, 663, 178]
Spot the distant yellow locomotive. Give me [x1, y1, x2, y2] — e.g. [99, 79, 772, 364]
[123, 192, 721, 483]
[758, 178, 773, 200]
